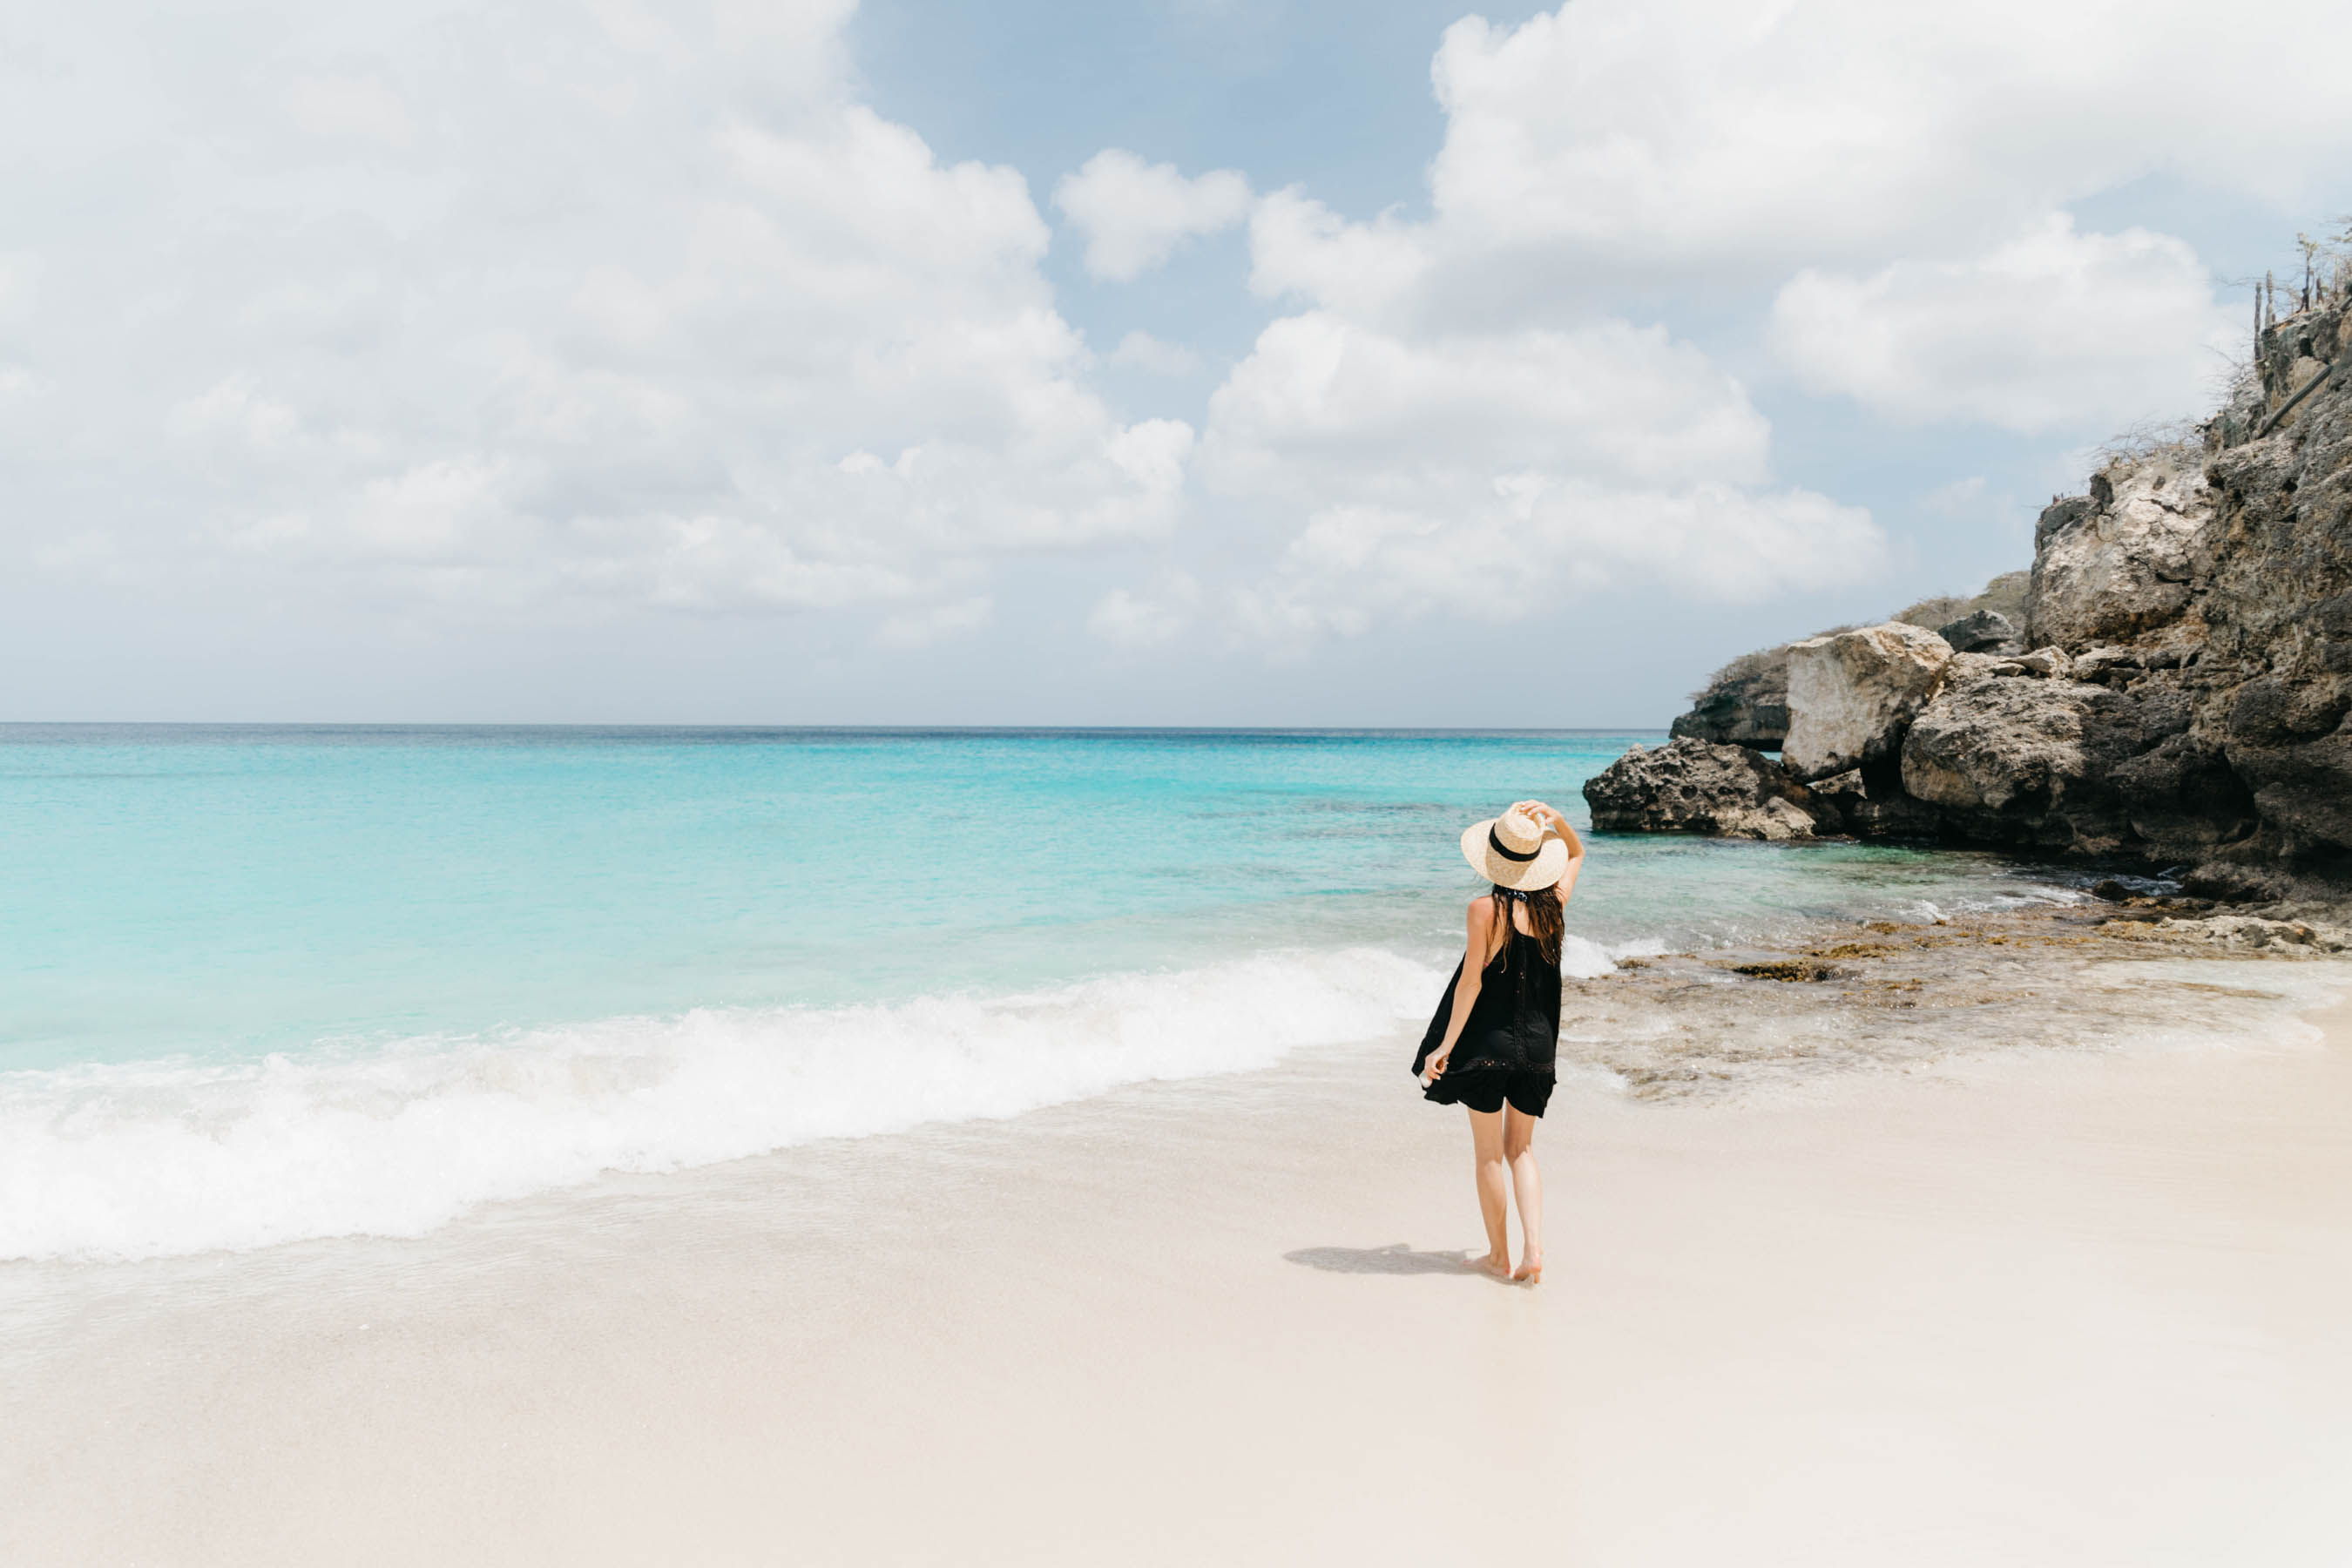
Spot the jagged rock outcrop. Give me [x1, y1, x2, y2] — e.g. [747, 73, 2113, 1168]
[1584, 739, 1833, 841]
[1669, 646, 1791, 748]
[1935, 609, 2024, 654]
[2029, 454, 2215, 652]
[1782, 623, 1953, 785]
[1668, 572, 2029, 747]
[1899, 670, 2154, 852]
[1591, 277, 2352, 899]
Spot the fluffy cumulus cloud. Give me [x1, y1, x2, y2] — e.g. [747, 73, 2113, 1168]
[1198, 314, 1877, 640]
[1053, 150, 1253, 282]
[1769, 217, 2242, 433]
[1419, 0, 2352, 282]
[1233, 0, 2349, 403]
[11, 0, 2352, 688]
[1081, 0, 2352, 649]
[0, 0, 1190, 636]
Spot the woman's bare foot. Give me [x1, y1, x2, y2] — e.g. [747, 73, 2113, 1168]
[1466, 1251, 1511, 1279]
[1511, 1251, 1543, 1284]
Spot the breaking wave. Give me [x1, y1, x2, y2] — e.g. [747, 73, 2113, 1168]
[1, 948, 1448, 1262]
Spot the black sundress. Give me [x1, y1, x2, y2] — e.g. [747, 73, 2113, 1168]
[1409, 927, 1561, 1117]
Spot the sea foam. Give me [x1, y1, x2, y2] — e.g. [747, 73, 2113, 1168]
[0, 948, 1443, 1263]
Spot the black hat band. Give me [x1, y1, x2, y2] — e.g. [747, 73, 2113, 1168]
[1487, 826, 1538, 862]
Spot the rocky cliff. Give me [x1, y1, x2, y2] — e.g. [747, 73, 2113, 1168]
[1589, 280, 2352, 901]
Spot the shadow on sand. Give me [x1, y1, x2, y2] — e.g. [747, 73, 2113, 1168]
[1282, 1243, 1478, 1276]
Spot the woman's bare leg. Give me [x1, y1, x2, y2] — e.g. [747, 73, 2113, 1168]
[1468, 1107, 1511, 1275]
[1504, 1107, 1543, 1282]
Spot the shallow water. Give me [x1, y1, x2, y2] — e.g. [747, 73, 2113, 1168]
[0, 725, 2140, 1260]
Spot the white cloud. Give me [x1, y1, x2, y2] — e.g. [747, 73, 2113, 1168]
[2, 0, 1193, 633]
[878, 595, 992, 649]
[14, 0, 2352, 700]
[1227, 2, 2346, 422]
[1106, 330, 1200, 375]
[1247, 189, 1428, 314]
[1193, 301, 1877, 647]
[0, 252, 38, 324]
[1912, 474, 2042, 550]
[1053, 149, 1252, 282]
[1419, 0, 2352, 283]
[1173, 0, 2352, 650]
[1202, 313, 1772, 497]
[1087, 575, 1201, 648]
[1770, 216, 2243, 433]
[1229, 483, 1880, 649]
[284, 75, 414, 147]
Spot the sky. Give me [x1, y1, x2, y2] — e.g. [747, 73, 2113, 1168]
[3, 0, 2349, 726]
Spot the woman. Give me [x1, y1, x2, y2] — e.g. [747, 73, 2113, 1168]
[1411, 801, 1585, 1283]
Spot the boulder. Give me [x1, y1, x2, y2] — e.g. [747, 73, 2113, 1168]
[1901, 674, 2110, 816]
[1668, 645, 1791, 749]
[1781, 622, 1954, 783]
[2005, 647, 2072, 679]
[2027, 455, 2216, 649]
[1898, 669, 2223, 857]
[1581, 738, 1831, 841]
[1934, 608, 2024, 654]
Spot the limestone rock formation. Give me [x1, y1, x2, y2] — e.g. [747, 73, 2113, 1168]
[2027, 453, 2215, 652]
[1892, 571, 2031, 638]
[1668, 645, 1791, 749]
[1934, 609, 2024, 654]
[1781, 622, 1954, 784]
[1667, 572, 2029, 747]
[1582, 739, 1831, 841]
[1592, 270, 2352, 898]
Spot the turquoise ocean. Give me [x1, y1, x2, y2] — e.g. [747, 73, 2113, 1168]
[1, 726, 2086, 1261]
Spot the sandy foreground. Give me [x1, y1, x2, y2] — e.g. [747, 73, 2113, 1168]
[5, 990, 2351, 1566]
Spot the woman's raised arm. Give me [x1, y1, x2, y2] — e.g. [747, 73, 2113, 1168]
[1515, 799, 1586, 904]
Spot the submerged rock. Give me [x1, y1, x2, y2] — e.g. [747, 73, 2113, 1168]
[1781, 622, 1954, 784]
[1582, 738, 1831, 841]
[2153, 915, 2352, 953]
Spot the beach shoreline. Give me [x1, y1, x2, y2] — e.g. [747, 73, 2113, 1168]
[7, 971, 2350, 1566]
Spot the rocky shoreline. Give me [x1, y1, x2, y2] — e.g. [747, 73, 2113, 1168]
[1558, 899, 2352, 1100]
[1588, 279, 2352, 905]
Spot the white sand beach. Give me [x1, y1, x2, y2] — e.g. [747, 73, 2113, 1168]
[6, 995, 2350, 1567]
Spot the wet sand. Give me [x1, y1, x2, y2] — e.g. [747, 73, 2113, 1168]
[4, 976, 2349, 1566]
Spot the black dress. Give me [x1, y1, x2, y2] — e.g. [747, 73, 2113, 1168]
[1409, 927, 1561, 1117]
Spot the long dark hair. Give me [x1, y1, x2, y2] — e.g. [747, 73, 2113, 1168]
[1487, 882, 1565, 968]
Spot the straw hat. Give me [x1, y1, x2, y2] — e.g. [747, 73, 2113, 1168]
[1460, 807, 1569, 891]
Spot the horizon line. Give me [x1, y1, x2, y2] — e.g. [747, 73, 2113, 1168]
[0, 720, 1673, 735]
